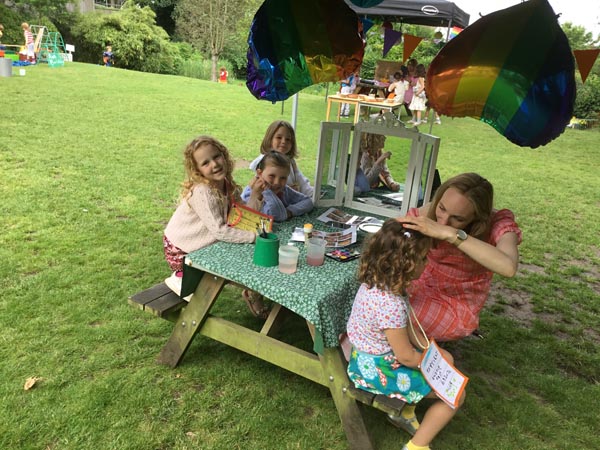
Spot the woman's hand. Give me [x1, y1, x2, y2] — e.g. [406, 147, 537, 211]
[396, 215, 456, 243]
[397, 214, 520, 277]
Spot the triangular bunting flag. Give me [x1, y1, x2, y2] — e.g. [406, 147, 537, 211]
[360, 17, 374, 35]
[383, 28, 402, 58]
[573, 49, 600, 83]
[403, 34, 423, 62]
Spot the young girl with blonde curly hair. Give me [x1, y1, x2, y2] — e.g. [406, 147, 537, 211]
[163, 136, 261, 309]
[346, 219, 465, 450]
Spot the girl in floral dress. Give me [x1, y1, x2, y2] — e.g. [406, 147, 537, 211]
[346, 219, 465, 450]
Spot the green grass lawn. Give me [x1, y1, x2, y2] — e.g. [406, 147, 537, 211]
[1, 62, 599, 450]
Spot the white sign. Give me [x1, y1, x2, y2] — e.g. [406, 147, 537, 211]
[420, 340, 468, 409]
[65, 44, 75, 53]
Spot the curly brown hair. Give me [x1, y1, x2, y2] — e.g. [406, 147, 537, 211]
[358, 219, 432, 296]
[260, 120, 298, 159]
[180, 135, 240, 204]
[359, 132, 386, 158]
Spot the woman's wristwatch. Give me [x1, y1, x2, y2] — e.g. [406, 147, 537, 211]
[453, 229, 468, 247]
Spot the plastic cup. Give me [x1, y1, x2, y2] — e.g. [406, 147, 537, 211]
[253, 233, 280, 267]
[19, 69, 26, 76]
[278, 245, 300, 274]
[306, 237, 326, 266]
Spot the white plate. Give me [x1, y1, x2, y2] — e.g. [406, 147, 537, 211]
[358, 223, 382, 234]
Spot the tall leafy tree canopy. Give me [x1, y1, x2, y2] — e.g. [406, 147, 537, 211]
[173, 0, 258, 81]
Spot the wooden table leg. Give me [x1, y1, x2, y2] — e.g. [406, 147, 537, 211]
[320, 346, 375, 450]
[326, 98, 332, 122]
[354, 103, 361, 123]
[157, 273, 226, 368]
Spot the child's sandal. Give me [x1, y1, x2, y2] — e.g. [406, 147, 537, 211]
[242, 289, 270, 319]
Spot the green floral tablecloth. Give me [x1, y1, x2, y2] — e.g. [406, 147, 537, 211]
[185, 207, 382, 349]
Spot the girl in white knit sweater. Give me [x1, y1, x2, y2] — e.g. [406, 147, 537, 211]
[163, 136, 268, 316]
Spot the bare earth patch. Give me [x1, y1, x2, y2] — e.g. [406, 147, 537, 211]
[485, 258, 600, 343]
[235, 159, 252, 170]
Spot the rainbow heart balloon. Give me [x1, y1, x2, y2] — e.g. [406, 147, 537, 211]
[247, 0, 364, 102]
[426, 0, 575, 148]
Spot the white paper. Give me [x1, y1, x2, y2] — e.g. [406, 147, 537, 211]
[420, 340, 468, 409]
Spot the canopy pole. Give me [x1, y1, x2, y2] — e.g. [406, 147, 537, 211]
[446, 18, 453, 41]
[292, 93, 299, 129]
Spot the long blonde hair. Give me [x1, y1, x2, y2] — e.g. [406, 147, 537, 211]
[180, 135, 239, 203]
[427, 172, 494, 240]
[260, 120, 298, 159]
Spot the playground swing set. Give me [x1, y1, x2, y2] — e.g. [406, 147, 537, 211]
[0, 25, 67, 68]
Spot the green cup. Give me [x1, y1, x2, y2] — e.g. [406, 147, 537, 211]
[253, 233, 280, 267]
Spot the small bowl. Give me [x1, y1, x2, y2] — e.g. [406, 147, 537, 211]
[358, 223, 383, 234]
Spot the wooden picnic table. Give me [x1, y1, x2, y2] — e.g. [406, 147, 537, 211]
[326, 94, 403, 124]
[326, 94, 362, 123]
[156, 206, 399, 450]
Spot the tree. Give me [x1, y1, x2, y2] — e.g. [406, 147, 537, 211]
[173, 0, 256, 81]
[561, 22, 598, 50]
[69, 0, 180, 74]
[9, 0, 69, 19]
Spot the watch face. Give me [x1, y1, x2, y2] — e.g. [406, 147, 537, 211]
[457, 229, 468, 240]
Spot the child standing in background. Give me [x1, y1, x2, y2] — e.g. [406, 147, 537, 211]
[0, 24, 4, 57]
[408, 64, 427, 126]
[163, 136, 259, 304]
[243, 151, 313, 222]
[218, 67, 228, 83]
[249, 120, 314, 198]
[21, 23, 35, 64]
[340, 70, 358, 118]
[103, 45, 114, 67]
[403, 59, 418, 118]
[347, 220, 465, 450]
[387, 67, 409, 106]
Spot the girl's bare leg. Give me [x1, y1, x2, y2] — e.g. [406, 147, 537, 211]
[411, 391, 465, 447]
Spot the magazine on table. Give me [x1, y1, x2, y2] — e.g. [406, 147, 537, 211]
[315, 207, 383, 228]
[290, 226, 357, 247]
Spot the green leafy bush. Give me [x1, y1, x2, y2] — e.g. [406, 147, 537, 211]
[65, 0, 180, 74]
[574, 74, 600, 119]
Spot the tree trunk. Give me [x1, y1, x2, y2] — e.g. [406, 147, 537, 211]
[211, 53, 218, 82]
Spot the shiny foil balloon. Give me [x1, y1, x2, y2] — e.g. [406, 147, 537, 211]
[247, 0, 364, 102]
[426, 0, 575, 148]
